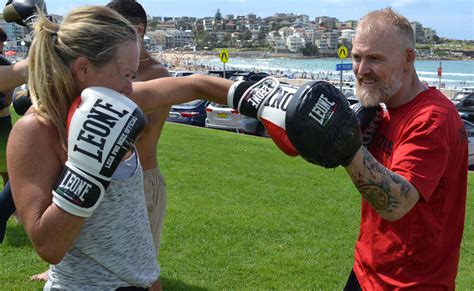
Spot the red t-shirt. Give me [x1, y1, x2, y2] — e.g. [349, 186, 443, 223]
[354, 87, 468, 290]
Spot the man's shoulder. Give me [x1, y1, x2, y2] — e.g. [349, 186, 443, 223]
[138, 61, 170, 81]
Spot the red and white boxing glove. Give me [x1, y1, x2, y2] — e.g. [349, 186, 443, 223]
[227, 77, 299, 156]
[52, 87, 145, 217]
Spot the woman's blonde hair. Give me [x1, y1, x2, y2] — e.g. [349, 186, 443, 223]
[28, 5, 138, 148]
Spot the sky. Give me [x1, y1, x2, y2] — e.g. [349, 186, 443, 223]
[46, 0, 473, 40]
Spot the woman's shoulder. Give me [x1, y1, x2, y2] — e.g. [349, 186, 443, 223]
[14, 113, 57, 133]
[10, 113, 62, 153]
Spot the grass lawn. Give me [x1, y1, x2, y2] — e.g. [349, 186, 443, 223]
[1, 122, 473, 289]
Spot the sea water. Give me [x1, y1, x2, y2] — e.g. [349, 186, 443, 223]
[199, 57, 473, 89]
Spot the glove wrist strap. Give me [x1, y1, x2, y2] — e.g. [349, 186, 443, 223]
[52, 162, 107, 217]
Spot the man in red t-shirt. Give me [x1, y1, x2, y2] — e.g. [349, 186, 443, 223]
[343, 8, 468, 290]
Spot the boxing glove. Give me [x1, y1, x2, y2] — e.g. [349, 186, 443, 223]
[3, 0, 47, 26]
[285, 81, 362, 168]
[352, 102, 384, 147]
[227, 77, 299, 156]
[12, 88, 32, 116]
[52, 87, 145, 217]
[0, 56, 12, 66]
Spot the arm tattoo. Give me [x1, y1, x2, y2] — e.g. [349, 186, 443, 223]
[351, 148, 413, 212]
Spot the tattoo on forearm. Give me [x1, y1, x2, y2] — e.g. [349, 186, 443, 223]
[350, 148, 413, 212]
[358, 184, 400, 211]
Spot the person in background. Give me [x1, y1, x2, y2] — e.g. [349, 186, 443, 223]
[0, 55, 27, 242]
[106, 0, 170, 257]
[343, 8, 467, 290]
[0, 27, 22, 244]
[0, 27, 13, 186]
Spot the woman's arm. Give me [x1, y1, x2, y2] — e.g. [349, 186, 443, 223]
[345, 147, 420, 221]
[7, 114, 85, 264]
[131, 74, 233, 113]
[0, 59, 27, 91]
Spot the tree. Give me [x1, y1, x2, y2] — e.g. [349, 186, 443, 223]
[223, 33, 232, 46]
[301, 43, 320, 57]
[257, 30, 267, 46]
[432, 35, 442, 44]
[241, 30, 252, 41]
[194, 30, 206, 49]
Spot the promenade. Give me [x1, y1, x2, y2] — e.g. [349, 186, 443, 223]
[155, 51, 459, 98]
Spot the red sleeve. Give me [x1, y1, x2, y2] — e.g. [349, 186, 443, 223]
[390, 120, 449, 202]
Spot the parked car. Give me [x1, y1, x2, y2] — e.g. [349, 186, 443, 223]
[463, 119, 474, 167]
[229, 71, 270, 82]
[204, 71, 272, 136]
[169, 70, 196, 77]
[167, 99, 210, 127]
[207, 70, 244, 79]
[205, 102, 267, 136]
[451, 88, 474, 122]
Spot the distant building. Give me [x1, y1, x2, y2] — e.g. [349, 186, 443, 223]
[202, 17, 214, 31]
[0, 18, 27, 54]
[147, 30, 167, 47]
[165, 29, 194, 48]
[156, 21, 176, 30]
[423, 28, 437, 42]
[247, 13, 257, 20]
[286, 35, 304, 52]
[339, 29, 355, 49]
[279, 27, 294, 38]
[297, 14, 310, 25]
[315, 16, 337, 29]
[411, 21, 424, 43]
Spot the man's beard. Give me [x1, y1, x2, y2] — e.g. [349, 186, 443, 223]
[356, 70, 403, 107]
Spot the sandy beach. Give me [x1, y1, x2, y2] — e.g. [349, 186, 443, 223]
[154, 51, 213, 72]
[154, 50, 460, 98]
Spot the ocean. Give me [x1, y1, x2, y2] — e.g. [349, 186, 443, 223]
[197, 56, 473, 90]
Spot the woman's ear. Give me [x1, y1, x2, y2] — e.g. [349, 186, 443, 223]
[71, 57, 91, 82]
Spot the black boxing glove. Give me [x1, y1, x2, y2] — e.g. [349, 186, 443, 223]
[285, 81, 362, 168]
[352, 102, 383, 147]
[3, 0, 47, 27]
[12, 88, 31, 115]
[0, 56, 12, 66]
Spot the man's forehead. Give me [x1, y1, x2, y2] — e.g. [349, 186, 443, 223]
[353, 24, 402, 51]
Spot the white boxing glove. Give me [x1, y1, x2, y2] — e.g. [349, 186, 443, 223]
[52, 87, 145, 217]
[227, 77, 299, 156]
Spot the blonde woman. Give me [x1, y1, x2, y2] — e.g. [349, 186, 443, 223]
[8, 6, 231, 290]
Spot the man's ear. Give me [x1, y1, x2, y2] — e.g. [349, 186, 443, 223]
[71, 57, 91, 82]
[405, 47, 416, 69]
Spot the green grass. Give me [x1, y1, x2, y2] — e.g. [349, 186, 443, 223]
[1, 122, 473, 289]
